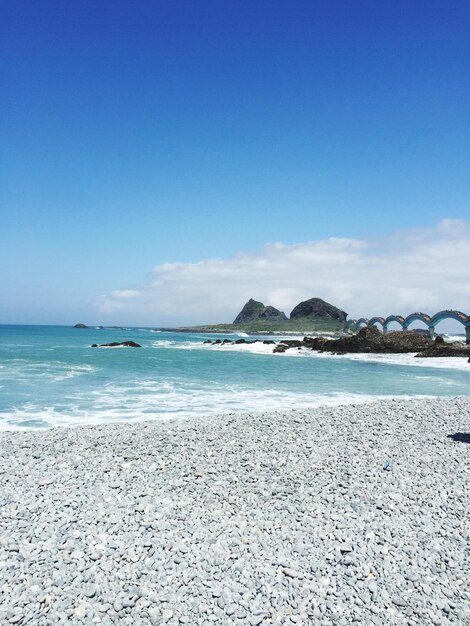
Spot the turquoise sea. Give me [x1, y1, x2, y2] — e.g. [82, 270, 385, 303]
[0, 325, 469, 429]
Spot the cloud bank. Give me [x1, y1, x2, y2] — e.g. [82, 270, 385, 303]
[96, 220, 470, 326]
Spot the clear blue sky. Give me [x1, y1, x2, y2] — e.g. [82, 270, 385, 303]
[1, 1, 469, 323]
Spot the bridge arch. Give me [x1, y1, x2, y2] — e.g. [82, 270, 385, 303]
[368, 317, 385, 330]
[346, 310, 470, 343]
[430, 310, 470, 343]
[403, 312, 432, 330]
[383, 315, 405, 332]
[344, 319, 357, 333]
[430, 310, 469, 328]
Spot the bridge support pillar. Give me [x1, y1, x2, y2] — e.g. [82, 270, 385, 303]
[429, 326, 435, 341]
[466, 326, 470, 345]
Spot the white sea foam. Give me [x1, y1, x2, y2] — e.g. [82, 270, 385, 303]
[299, 350, 470, 371]
[150, 338, 470, 371]
[442, 334, 466, 343]
[0, 387, 435, 431]
[52, 364, 97, 381]
[0, 361, 98, 383]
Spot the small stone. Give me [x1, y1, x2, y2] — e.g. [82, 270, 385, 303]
[225, 604, 237, 616]
[162, 609, 173, 622]
[282, 567, 304, 578]
[83, 585, 97, 598]
[113, 600, 123, 613]
[75, 603, 87, 618]
[339, 543, 353, 554]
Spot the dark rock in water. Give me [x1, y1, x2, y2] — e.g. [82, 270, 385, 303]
[278, 339, 304, 348]
[214, 339, 222, 344]
[91, 341, 141, 348]
[222, 339, 233, 344]
[263, 340, 275, 344]
[318, 326, 431, 354]
[290, 298, 347, 322]
[416, 336, 470, 358]
[273, 343, 289, 353]
[303, 336, 329, 349]
[233, 298, 287, 324]
[235, 339, 247, 344]
[203, 340, 212, 344]
[269, 327, 468, 356]
[74, 323, 88, 328]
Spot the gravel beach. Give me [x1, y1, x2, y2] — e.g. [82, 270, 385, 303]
[1, 397, 469, 626]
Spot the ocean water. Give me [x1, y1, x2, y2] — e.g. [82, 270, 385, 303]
[0, 325, 469, 430]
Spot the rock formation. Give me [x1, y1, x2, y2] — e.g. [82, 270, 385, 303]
[73, 323, 88, 328]
[272, 327, 432, 354]
[290, 298, 347, 322]
[233, 299, 287, 324]
[415, 335, 470, 358]
[91, 341, 141, 348]
[259, 305, 288, 321]
[320, 326, 431, 353]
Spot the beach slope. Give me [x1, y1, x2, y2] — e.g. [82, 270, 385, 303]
[0, 398, 468, 625]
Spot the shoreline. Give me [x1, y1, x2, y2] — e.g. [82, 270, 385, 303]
[1, 397, 468, 625]
[161, 327, 346, 337]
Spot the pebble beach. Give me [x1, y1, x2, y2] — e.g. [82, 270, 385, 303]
[0, 397, 469, 626]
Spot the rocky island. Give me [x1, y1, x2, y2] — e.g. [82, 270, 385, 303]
[173, 297, 348, 334]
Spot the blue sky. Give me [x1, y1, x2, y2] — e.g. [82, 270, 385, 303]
[1, 1, 469, 324]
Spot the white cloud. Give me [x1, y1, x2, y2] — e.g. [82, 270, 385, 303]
[96, 220, 470, 326]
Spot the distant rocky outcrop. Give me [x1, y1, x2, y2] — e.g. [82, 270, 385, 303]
[73, 323, 88, 328]
[91, 341, 141, 348]
[233, 299, 287, 324]
[272, 327, 432, 354]
[416, 335, 470, 358]
[290, 298, 347, 322]
[319, 326, 431, 353]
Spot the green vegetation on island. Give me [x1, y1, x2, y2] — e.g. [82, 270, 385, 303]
[174, 297, 347, 334]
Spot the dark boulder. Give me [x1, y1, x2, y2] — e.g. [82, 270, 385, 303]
[303, 336, 329, 349]
[416, 336, 470, 358]
[277, 339, 304, 348]
[290, 298, 347, 322]
[91, 341, 141, 348]
[74, 323, 88, 328]
[317, 326, 432, 354]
